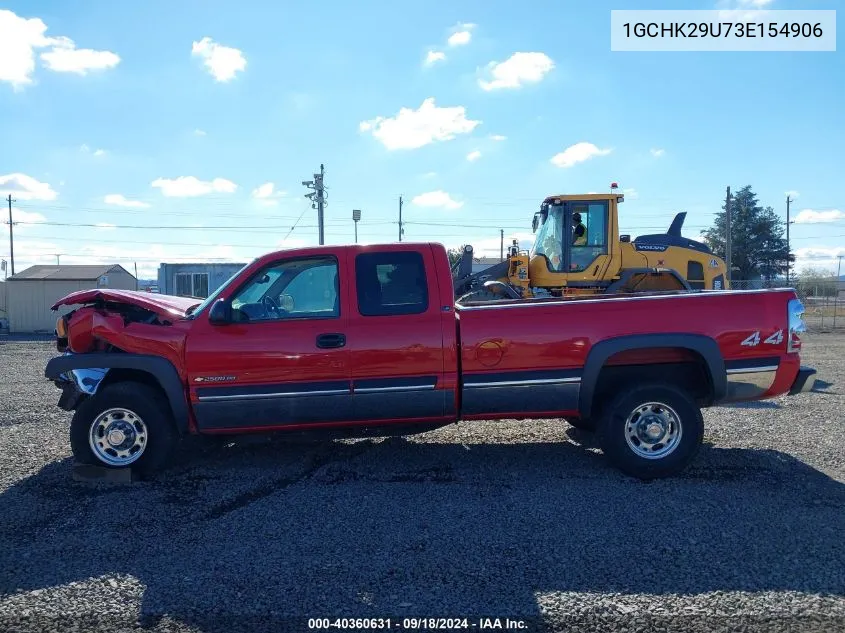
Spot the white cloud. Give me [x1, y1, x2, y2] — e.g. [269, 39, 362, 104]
[252, 182, 287, 206]
[785, 190, 799, 198]
[359, 97, 481, 150]
[622, 187, 639, 199]
[478, 52, 554, 91]
[421, 172, 437, 179]
[104, 194, 150, 209]
[40, 36, 120, 75]
[650, 148, 665, 157]
[716, 0, 773, 20]
[490, 134, 507, 141]
[0, 173, 57, 200]
[412, 190, 463, 210]
[793, 246, 845, 272]
[424, 50, 446, 66]
[466, 150, 482, 162]
[80, 144, 106, 156]
[550, 142, 612, 168]
[8, 208, 47, 232]
[0, 9, 119, 89]
[194, 129, 207, 136]
[95, 222, 116, 231]
[793, 209, 844, 224]
[191, 37, 246, 82]
[151, 176, 237, 197]
[448, 31, 472, 47]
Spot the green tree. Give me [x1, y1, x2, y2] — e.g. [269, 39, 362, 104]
[447, 247, 465, 268]
[700, 185, 793, 281]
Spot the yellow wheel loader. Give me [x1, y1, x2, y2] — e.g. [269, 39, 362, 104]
[452, 192, 730, 302]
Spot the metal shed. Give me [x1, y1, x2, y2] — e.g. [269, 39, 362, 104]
[6, 264, 136, 333]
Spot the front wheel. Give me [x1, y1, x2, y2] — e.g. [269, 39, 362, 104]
[597, 383, 703, 479]
[70, 381, 177, 476]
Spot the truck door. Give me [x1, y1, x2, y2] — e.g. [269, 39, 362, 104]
[345, 246, 451, 423]
[184, 252, 352, 432]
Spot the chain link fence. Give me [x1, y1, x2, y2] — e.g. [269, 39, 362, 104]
[730, 279, 845, 332]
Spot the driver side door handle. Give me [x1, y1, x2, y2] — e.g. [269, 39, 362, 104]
[316, 333, 346, 349]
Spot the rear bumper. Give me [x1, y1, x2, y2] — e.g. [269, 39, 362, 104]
[788, 366, 817, 395]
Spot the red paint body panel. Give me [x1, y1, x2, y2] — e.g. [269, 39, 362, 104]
[48, 242, 811, 439]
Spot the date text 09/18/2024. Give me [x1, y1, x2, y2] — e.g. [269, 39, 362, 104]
[307, 617, 528, 630]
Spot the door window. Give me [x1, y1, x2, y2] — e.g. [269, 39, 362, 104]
[230, 256, 339, 322]
[355, 251, 428, 316]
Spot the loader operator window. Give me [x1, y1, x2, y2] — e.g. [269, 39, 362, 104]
[569, 202, 608, 272]
[531, 205, 565, 272]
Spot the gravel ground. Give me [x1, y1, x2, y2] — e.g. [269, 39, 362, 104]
[0, 334, 843, 633]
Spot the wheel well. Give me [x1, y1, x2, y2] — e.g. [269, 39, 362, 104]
[99, 368, 167, 401]
[591, 347, 714, 415]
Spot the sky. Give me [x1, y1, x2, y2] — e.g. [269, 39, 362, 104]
[0, 0, 843, 281]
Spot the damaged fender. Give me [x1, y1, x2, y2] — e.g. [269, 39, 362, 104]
[45, 353, 190, 434]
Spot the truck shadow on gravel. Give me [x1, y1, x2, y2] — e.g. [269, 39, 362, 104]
[0, 435, 843, 632]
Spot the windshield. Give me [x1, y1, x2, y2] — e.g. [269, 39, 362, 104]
[186, 261, 253, 318]
[530, 205, 565, 272]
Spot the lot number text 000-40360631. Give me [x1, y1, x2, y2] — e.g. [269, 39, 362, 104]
[610, 9, 836, 51]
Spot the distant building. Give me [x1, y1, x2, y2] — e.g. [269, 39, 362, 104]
[157, 262, 247, 298]
[471, 257, 503, 274]
[5, 264, 136, 333]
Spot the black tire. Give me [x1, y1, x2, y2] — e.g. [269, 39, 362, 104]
[597, 382, 703, 480]
[70, 381, 177, 476]
[565, 417, 596, 432]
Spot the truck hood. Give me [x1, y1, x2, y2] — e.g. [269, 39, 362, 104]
[51, 289, 200, 319]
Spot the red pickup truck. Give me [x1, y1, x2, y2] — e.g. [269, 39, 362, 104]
[45, 242, 816, 480]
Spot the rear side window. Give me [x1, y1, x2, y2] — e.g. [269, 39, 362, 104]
[355, 251, 429, 316]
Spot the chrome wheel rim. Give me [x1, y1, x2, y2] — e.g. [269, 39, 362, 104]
[624, 401, 682, 460]
[89, 408, 147, 466]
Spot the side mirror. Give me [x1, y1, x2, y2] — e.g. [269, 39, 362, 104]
[208, 298, 232, 325]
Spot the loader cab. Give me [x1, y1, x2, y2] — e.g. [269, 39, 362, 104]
[530, 195, 612, 276]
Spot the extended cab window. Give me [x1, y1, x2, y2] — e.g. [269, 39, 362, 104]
[230, 256, 339, 322]
[356, 251, 428, 316]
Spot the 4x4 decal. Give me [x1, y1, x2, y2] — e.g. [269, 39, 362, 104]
[741, 329, 783, 347]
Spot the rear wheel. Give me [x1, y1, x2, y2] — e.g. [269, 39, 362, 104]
[70, 381, 177, 476]
[597, 383, 703, 479]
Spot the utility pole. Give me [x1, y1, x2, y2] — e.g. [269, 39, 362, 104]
[54, 254, 61, 265]
[725, 186, 732, 284]
[302, 164, 326, 245]
[500, 229, 504, 261]
[6, 194, 14, 277]
[398, 196, 404, 241]
[786, 194, 792, 285]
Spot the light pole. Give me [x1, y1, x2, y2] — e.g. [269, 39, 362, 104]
[352, 209, 361, 244]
